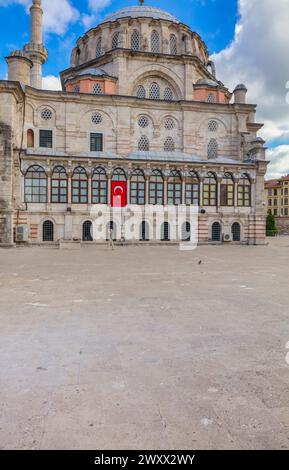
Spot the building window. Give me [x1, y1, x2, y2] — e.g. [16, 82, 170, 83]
[182, 222, 191, 242]
[238, 174, 251, 207]
[72, 167, 88, 204]
[212, 222, 221, 241]
[138, 116, 149, 128]
[39, 130, 53, 148]
[111, 32, 119, 50]
[149, 82, 160, 100]
[130, 169, 145, 205]
[91, 113, 102, 125]
[93, 83, 103, 95]
[268, 199, 272, 206]
[137, 85, 146, 99]
[27, 129, 34, 148]
[164, 87, 173, 101]
[203, 172, 217, 206]
[232, 222, 241, 241]
[161, 222, 170, 241]
[185, 171, 199, 205]
[90, 133, 103, 152]
[82, 221, 93, 241]
[41, 108, 52, 121]
[207, 138, 218, 159]
[164, 118, 175, 130]
[208, 120, 218, 132]
[274, 189, 278, 196]
[92, 167, 107, 204]
[138, 135, 150, 152]
[168, 170, 182, 205]
[43, 221, 54, 242]
[24, 165, 47, 203]
[170, 34, 177, 55]
[268, 189, 272, 196]
[140, 221, 150, 241]
[207, 93, 216, 103]
[220, 173, 234, 206]
[96, 37, 102, 57]
[151, 30, 160, 53]
[274, 199, 278, 206]
[164, 136, 175, 152]
[51, 166, 67, 203]
[131, 30, 140, 51]
[74, 85, 80, 93]
[149, 170, 164, 205]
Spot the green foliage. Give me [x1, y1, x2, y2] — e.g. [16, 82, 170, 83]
[266, 210, 278, 236]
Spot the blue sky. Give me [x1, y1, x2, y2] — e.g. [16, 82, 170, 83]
[0, 0, 238, 79]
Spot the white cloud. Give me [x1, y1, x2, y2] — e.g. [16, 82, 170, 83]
[42, 75, 61, 91]
[266, 146, 289, 179]
[213, 0, 289, 146]
[0, 0, 79, 35]
[82, 0, 112, 28]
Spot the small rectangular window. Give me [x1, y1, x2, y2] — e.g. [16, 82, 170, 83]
[39, 130, 53, 148]
[90, 133, 103, 152]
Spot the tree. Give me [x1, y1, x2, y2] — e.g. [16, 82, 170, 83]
[266, 210, 278, 236]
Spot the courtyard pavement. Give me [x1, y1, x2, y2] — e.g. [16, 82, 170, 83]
[0, 238, 289, 450]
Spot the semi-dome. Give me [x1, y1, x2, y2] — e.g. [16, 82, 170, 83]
[103, 5, 179, 24]
[196, 78, 218, 87]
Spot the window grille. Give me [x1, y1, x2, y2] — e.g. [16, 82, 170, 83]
[74, 85, 80, 93]
[232, 222, 241, 241]
[207, 138, 218, 159]
[39, 130, 53, 148]
[212, 222, 221, 241]
[151, 30, 160, 53]
[149, 82, 160, 100]
[41, 109, 52, 120]
[91, 113, 102, 125]
[170, 34, 177, 55]
[137, 85, 146, 99]
[96, 37, 102, 57]
[43, 221, 54, 242]
[90, 133, 103, 152]
[164, 137, 175, 152]
[164, 118, 175, 130]
[161, 222, 170, 241]
[164, 87, 173, 101]
[93, 83, 103, 95]
[208, 120, 218, 132]
[111, 32, 119, 50]
[131, 30, 140, 51]
[83, 221, 93, 242]
[138, 136, 150, 151]
[207, 93, 216, 103]
[138, 116, 149, 128]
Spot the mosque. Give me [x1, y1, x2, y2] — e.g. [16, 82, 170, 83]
[0, 0, 268, 245]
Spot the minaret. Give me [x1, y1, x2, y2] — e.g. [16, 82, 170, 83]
[24, 0, 48, 89]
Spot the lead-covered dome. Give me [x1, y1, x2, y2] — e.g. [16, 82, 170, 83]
[103, 5, 179, 24]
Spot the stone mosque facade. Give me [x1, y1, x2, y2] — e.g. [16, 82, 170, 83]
[0, 0, 268, 246]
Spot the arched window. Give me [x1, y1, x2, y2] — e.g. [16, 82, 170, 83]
[238, 174, 251, 207]
[131, 30, 140, 51]
[96, 37, 102, 57]
[83, 221, 93, 241]
[112, 168, 127, 182]
[149, 82, 160, 100]
[93, 83, 103, 95]
[212, 222, 221, 241]
[232, 222, 241, 242]
[220, 173, 234, 207]
[164, 137, 175, 152]
[151, 30, 160, 53]
[185, 171, 199, 206]
[140, 221, 150, 241]
[161, 222, 170, 241]
[207, 138, 218, 159]
[138, 135, 150, 152]
[43, 220, 54, 242]
[168, 170, 182, 205]
[170, 34, 177, 55]
[24, 165, 47, 203]
[92, 167, 107, 204]
[203, 172, 217, 206]
[72, 167, 88, 204]
[182, 222, 191, 242]
[137, 85, 146, 99]
[51, 166, 67, 203]
[149, 170, 164, 205]
[27, 129, 34, 148]
[164, 87, 173, 101]
[130, 169, 145, 205]
[111, 32, 119, 50]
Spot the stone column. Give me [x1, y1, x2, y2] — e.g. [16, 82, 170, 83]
[47, 170, 51, 204]
[164, 176, 168, 206]
[234, 178, 239, 208]
[88, 172, 92, 204]
[67, 172, 72, 205]
[199, 178, 204, 207]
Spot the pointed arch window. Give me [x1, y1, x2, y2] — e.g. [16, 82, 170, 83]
[185, 171, 199, 206]
[27, 129, 34, 148]
[72, 167, 88, 204]
[220, 173, 234, 206]
[151, 30, 160, 53]
[92, 167, 107, 204]
[112, 168, 127, 182]
[168, 170, 182, 205]
[130, 169, 145, 205]
[111, 32, 120, 50]
[207, 138, 218, 159]
[149, 170, 164, 205]
[170, 34, 177, 55]
[238, 174, 251, 207]
[138, 135, 150, 152]
[131, 30, 140, 51]
[137, 85, 146, 99]
[164, 87, 173, 101]
[203, 172, 217, 206]
[96, 37, 102, 58]
[51, 166, 68, 203]
[149, 82, 160, 100]
[24, 165, 47, 203]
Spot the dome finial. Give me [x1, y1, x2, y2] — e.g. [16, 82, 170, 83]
[139, 0, 144, 5]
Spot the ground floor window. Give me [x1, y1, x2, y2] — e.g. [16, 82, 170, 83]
[140, 221, 150, 241]
[82, 221, 93, 241]
[43, 220, 54, 242]
[232, 222, 241, 241]
[212, 222, 221, 241]
[161, 222, 170, 241]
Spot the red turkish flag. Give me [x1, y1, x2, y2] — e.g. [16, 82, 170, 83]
[111, 181, 127, 207]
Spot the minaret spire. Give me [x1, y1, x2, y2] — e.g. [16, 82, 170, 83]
[24, 0, 48, 89]
[139, 0, 145, 5]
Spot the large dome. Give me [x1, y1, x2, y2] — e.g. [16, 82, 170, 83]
[103, 5, 179, 24]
